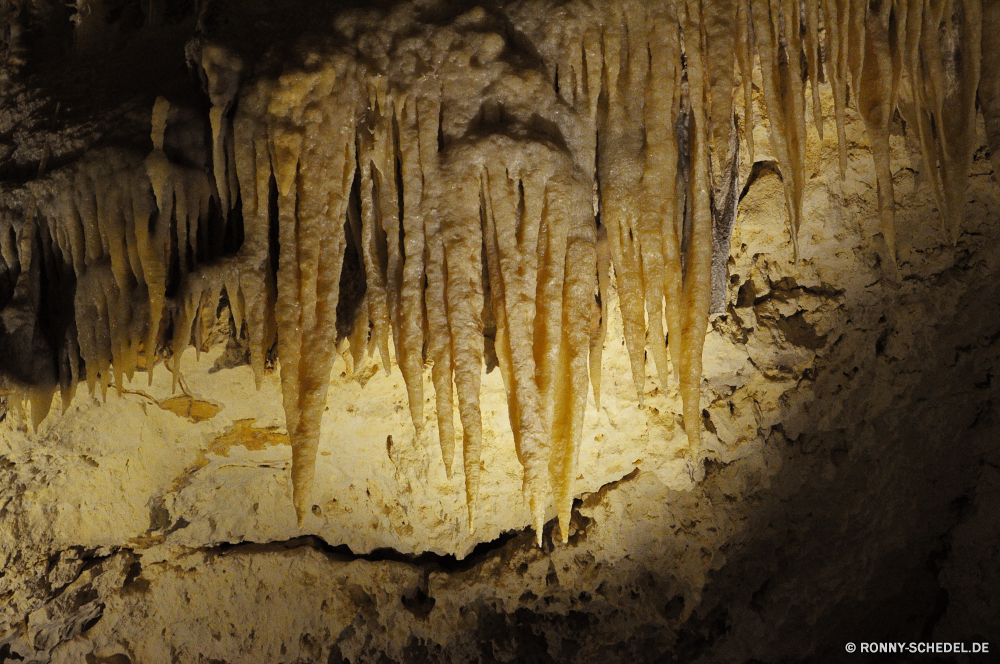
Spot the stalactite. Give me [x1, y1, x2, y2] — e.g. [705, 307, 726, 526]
[32, 151, 158, 398]
[939, 0, 982, 242]
[439, 160, 486, 531]
[0, 209, 50, 396]
[476, 139, 596, 543]
[805, 0, 825, 140]
[638, 3, 682, 397]
[244, 59, 362, 525]
[857, 0, 897, 264]
[701, 0, 742, 317]
[147, 120, 217, 384]
[680, 0, 716, 462]
[735, 0, 756, 165]
[751, 0, 808, 260]
[371, 94, 405, 375]
[898, 0, 947, 231]
[202, 45, 244, 216]
[0, 214, 20, 284]
[597, 1, 650, 404]
[918, 0, 950, 228]
[357, 82, 393, 375]
[232, 93, 278, 388]
[541, 170, 595, 543]
[418, 90, 460, 485]
[709, 117, 741, 314]
[395, 96, 428, 441]
[482, 154, 552, 542]
[589, 224, 611, 412]
[822, 0, 851, 178]
[703, 0, 738, 197]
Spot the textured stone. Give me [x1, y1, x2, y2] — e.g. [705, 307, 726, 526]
[1, 12, 999, 664]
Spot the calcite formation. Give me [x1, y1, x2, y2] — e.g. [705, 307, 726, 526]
[1, 0, 1000, 654]
[0, 0, 998, 558]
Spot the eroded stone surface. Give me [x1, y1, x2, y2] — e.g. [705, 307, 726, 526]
[1, 37, 998, 664]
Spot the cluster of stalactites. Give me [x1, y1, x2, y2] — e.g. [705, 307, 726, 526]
[747, 0, 991, 266]
[20, 103, 231, 424]
[575, 0, 994, 272]
[217, 50, 602, 540]
[8, 0, 1000, 546]
[201, 0, 1000, 542]
[200, 0, 734, 541]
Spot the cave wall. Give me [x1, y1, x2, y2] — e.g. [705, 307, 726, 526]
[0, 87, 997, 663]
[1, 1, 999, 662]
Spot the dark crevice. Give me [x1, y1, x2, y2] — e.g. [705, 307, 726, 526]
[676, 92, 692, 278]
[336, 158, 368, 342]
[436, 87, 445, 153]
[369, 163, 389, 288]
[267, 168, 280, 284]
[392, 111, 406, 263]
[204, 531, 525, 573]
[0, 644, 24, 663]
[194, 469, 643, 573]
[34, 222, 73, 387]
[738, 160, 782, 202]
[164, 202, 181, 298]
[79, 604, 105, 634]
[480, 185, 498, 374]
[0, 226, 56, 386]
[515, 178, 526, 247]
[223, 191, 245, 255]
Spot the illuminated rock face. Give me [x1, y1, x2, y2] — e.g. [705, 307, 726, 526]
[1, 1, 999, 662]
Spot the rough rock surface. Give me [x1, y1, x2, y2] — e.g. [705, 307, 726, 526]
[2, 20, 1000, 664]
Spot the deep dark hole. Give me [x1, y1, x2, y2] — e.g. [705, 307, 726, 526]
[336, 162, 368, 342]
[267, 168, 280, 282]
[392, 111, 407, 263]
[225, 191, 246, 255]
[34, 225, 75, 386]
